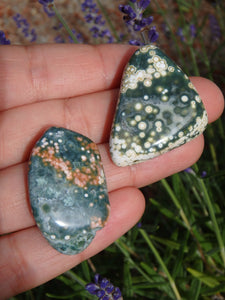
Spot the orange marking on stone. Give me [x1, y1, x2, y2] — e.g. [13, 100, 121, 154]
[90, 216, 103, 229]
[86, 142, 98, 151]
[32, 145, 104, 188]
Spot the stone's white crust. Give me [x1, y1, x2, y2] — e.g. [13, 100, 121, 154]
[145, 105, 153, 113]
[181, 95, 189, 103]
[191, 101, 196, 108]
[139, 132, 145, 138]
[139, 45, 157, 53]
[161, 95, 168, 102]
[130, 120, 137, 126]
[144, 79, 152, 87]
[115, 125, 121, 132]
[195, 95, 201, 103]
[110, 110, 208, 167]
[121, 47, 174, 94]
[168, 66, 175, 72]
[81, 155, 87, 161]
[135, 115, 142, 122]
[135, 103, 142, 110]
[138, 121, 147, 130]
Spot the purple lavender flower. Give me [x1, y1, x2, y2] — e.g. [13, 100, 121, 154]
[68, 29, 84, 43]
[148, 25, 159, 42]
[209, 14, 221, 40]
[30, 28, 37, 42]
[136, 221, 142, 228]
[99, 29, 114, 43]
[43, 4, 55, 17]
[161, 22, 171, 39]
[95, 15, 105, 25]
[184, 168, 207, 178]
[129, 39, 143, 45]
[138, 0, 151, 10]
[81, 0, 114, 43]
[85, 273, 123, 300]
[85, 13, 94, 23]
[0, 30, 11, 45]
[54, 29, 83, 44]
[119, 1, 151, 31]
[82, 0, 98, 13]
[90, 26, 100, 38]
[119, 0, 158, 45]
[190, 24, 196, 38]
[177, 28, 185, 42]
[53, 23, 63, 30]
[184, 167, 195, 175]
[177, 24, 197, 42]
[54, 35, 65, 43]
[201, 171, 207, 178]
[38, 0, 55, 17]
[38, 0, 54, 4]
[13, 14, 37, 43]
[119, 4, 136, 20]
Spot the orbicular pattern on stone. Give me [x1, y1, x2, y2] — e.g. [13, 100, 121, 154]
[110, 45, 208, 166]
[28, 127, 110, 255]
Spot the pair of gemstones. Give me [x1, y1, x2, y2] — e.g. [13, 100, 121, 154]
[28, 45, 208, 255]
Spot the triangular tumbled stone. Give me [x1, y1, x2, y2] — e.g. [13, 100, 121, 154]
[28, 127, 110, 255]
[110, 45, 208, 166]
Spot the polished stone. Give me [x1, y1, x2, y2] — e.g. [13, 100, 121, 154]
[28, 127, 110, 255]
[110, 45, 208, 166]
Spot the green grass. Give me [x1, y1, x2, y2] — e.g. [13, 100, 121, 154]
[9, 0, 225, 299]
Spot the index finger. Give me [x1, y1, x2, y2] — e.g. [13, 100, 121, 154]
[0, 44, 135, 111]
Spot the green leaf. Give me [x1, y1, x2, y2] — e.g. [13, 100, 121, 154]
[140, 262, 175, 297]
[171, 231, 189, 279]
[150, 235, 188, 252]
[123, 259, 133, 297]
[81, 261, 91, 282]
[187, 268, 220, 288]
[201, 282, 225, 296]
[150, 198, 184, 227]
[46, 292, 78, 299]
[177, 0, 192, 12]
[188, 260, 203, 300]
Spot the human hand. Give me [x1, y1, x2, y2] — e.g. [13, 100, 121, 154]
[0, 44, 224, 298]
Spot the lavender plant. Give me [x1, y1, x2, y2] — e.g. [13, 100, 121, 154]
[81, 0, 115, 43]
[119, 0, 158, 45]
[0, 30, 10, 45]
[209, 14, 222, 41]
[13, 13, 37, 42]
[85, 273, 123, 300]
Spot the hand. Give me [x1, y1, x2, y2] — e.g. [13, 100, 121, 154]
[0, 44, 224, 298]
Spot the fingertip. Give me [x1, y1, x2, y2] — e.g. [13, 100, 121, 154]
[191, 77, 224, 123]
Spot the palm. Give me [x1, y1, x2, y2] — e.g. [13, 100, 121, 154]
[0, 44, 224, 298]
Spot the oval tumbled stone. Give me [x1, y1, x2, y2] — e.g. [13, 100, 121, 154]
[28, 127, 110, 255]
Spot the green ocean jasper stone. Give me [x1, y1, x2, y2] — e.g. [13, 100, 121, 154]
[110, 45, 208, 166]
[28, 127, 110, 255]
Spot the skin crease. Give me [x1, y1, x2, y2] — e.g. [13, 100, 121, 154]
[0, 44, 224, 299]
